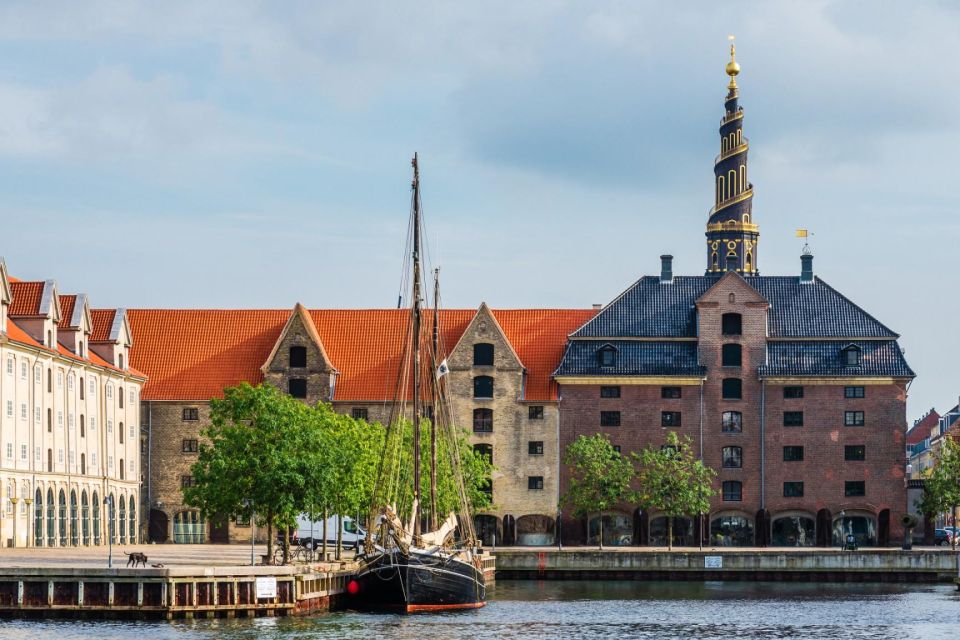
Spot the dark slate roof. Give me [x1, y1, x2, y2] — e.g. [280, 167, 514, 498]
[554, 341, 705, 377]
[571, 275, 898, 339]
[758, 341, 914, 378]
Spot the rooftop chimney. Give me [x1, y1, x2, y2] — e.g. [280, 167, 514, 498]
[592, 303, 602, 310]
[800, 253, 814, 283]
[660, 255, 673, 283]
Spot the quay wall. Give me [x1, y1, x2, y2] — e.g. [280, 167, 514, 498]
[494, 549, 960, 582]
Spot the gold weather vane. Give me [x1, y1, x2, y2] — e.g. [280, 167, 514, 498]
[726, 35, 740, 89]
[796, 229, 813, 255]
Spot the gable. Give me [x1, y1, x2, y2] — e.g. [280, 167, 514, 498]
[0, 258, 11, 306]
[696, 271, 768, 307]
[262, 303, 334, 374]
[448, 303, 524, 371]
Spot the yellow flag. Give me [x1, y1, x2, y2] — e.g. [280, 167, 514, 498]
[795, 229, 808, 238]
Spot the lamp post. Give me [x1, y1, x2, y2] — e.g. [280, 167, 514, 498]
[105, 495, 114, 568]
[10, 498, 18, 548]
[24, 498, 32, 547]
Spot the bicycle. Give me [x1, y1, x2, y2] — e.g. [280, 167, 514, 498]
[273, 543, 310, 565]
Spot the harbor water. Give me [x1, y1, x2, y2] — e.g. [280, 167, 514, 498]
[0, 580, 958, 639]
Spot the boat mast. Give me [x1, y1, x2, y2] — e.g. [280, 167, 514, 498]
[411, 153, 422, 540]
[430, 268, 440, 531]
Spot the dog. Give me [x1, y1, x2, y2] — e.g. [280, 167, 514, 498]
[124, 551, 148, 567]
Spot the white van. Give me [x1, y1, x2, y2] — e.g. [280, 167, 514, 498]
[294, 514, 365, 551]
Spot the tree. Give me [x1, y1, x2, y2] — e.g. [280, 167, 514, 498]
[184, 383, 314, 563]
[562, 433, 635, 549]
[916, 434, 960, 550]
[633, 432, 716, 551]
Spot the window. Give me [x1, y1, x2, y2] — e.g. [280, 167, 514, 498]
[80, 378, 85, 400]
[107, 420, 113, 434]
[722, 446, 742, 468]
[129, 423, 135, 439]
[20, 403, 26, 420]
[58, 449, 64, 463]
[598, 345, 617, 367]
[182, 408, 199, 421]
[88, 378, 95, 396]
[783, 411, 804, 427]
[844, 481, 865, 497]
[119, 422, 124, 443]
[661, 386, 682, 399]
[722, 378, 742, 399]
[105, 383, 111, 399]
[844, 411, 865, 426]
[20, 361, 27, 379]
[722, 344, 742, 367]
[473, 443, 492, 463]
[612, 445, 621, 454]
[181, 475, 194, 489]
[783, 446, 804, 461]
[34, 406, 40, 424]
[108, 455, 113, 469]
[351, 407, 368, 421]
[288, 378, 307, 398]
[661, 411, 681, 427]
[601, 386, 622, 398]
[527, 476, 544, 491]
[721, 411, 742, 433]
[34, 365, 41, 384]
[783, 482, 804, 497]
[473, 343, 494, 366]
[528, 406, 544, 420]
[47, 368, 52, 392]
[5, 401, 11, 417]
[721, 313, 742, 336]
[119, 387, 124, 408]
[46, 408, 51, 432]
[600, 411, 621, 427]
[80, 454, 86, 475]
[89, 417, 96, 431]
[722, 480, 742, 501]
[289, 346, 307, 368]
[57, 370, 63, 388]
[20, 444, 27, 460]
[844, 445, 865, 461]
[5, 356, 11, 376]
[91, 453, 97, 467]
[129, 388, 136, 405]
[844, 386, 865, 399]
[79, 415, 84, 437]
[783, 386, 804, 399]
[67, 373, 74, 391]
[472, 408, 493, 432]
[47, 449, 53, 472]
[528, 441, 544, 455]
[842, 346, 861, 366]
[473, 376, 493, 399]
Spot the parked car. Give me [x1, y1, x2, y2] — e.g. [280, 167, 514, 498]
[294, 514, 366, 551]
[933, 529, 953, 546]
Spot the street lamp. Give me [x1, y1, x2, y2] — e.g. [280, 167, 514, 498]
[105, 495, 114, 568]
[10, 497, 18, 548]
[24, 498, 33, 547]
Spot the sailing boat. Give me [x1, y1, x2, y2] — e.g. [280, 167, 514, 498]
[348, 154, 486, 612]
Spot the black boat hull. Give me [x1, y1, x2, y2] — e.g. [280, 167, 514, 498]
[349, 549, 486, 612]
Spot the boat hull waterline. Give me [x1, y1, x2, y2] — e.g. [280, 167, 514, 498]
[349, 549, 486, 612]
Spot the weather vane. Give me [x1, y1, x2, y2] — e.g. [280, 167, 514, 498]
[796, 229, 814, 255]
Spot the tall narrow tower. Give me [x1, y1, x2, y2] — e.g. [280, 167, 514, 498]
[706, 38, 759, 275]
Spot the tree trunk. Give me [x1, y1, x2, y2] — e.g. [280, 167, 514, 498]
[283, 523, 290, 565]
[668, 517, 674, 552]
[598, 512, 604, 550]
[336, 513, 343, 560]
[322, 509, 328, 561]
[266, 508, 274, 564]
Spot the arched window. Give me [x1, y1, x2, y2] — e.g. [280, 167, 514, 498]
[739, 165, 746, 192]
[47, 408, 51, 432]
[58, 490, 67, 546]
[712, 252, 719, 269]
[46, 488, 55, 547]
[722, 411, 742, 433]
[120, 458, 125, 480]
[721, 137, 728, 153]
[80, 415, 85, 437]
[717, 175, 725, 202]
[710, 514, 753, 546]
[119, 387, 124, 408]
[129, 500, 136, 544]
[80, 453, 86, 475]
[722, 344, 742, 367]
[722, 446, 742, 468]
[745, 252, 753, 271]
[473, 376, 494, 399]
[118, 353, 124, 370]
[473, 343, 494, 366]
[47, 449, 53, 472]
[47, 368, 52, 392]
[70, 489, 80, 546]
[34, 489, 43, 547]
[119, 496, 126, 544]
[119, 422, 124, 444]
[721, 313, 742, 336]
[108, 494, 116, 544]
[92, 493, 101, 545]
[289, 346, 307, 368]
[80, 377, 84, 400]
[47, 330, 52, 347]
[81, 491, 90, 545]
[473, 408, 493, 432]
[841, 344, 861, 367]
[722, 378, 742, 400]
[728, 169, 737, 197]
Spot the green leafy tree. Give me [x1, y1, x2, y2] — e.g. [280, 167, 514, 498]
[563, 433, 635, 549]
[633, 432, 716, 551]
[916, 434, 960, 550]
[184, 383, 314, 562]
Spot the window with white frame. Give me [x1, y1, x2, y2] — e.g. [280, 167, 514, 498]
[57, 411, 63, 427]
[19, 403, 26, 420]
[5, 400, 11, 417]
[20, 444, 27, 460]
[5, 487, 11, 514]
[89, 378, 95, 395]
[107, 419, 113, 433]
[129, 423, 135, 439]
[33, 407, 40, 424]
[90, 417, 96, 431]
[5, 443, 12, 459]
[129, 388, 135, 405]
[19, 486, 26, 514]
[57, 449, 63, 463]
[20, 361, 27, 379]
[68, 373, 74, 391]
[69, 451, 75, 465]
[68, 414, 74, 429]
[106, 383, 113, 399]
[108, 455, 113, 469]
[6, 356, 13, 375]
[57, 370, 63, 388]
[34, 365, 41, 384]
[91, 452, 97, 466]
[33, 446, 39, 461]
[128, 459, 135, 473]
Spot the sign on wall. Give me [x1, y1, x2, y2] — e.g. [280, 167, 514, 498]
[704, 556, 723, 569]
[255, 576, 277, 599]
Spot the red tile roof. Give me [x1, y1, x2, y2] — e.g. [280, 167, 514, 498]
[90, 309, 117, 342]
[907, 410, 941, 446]
[59, 295, 78, 328]
[4, 317, 143, 377]
[128, 308, 597, 403]
[9, 281, 45, 316]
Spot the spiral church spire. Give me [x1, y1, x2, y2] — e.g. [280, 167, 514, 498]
[706, 37, 759, 275]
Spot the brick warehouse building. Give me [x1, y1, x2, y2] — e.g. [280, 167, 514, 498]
[554, 45, 914, 547]
[129, 305, 593, 545]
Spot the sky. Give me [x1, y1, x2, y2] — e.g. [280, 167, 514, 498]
[0, 1, 957, 421]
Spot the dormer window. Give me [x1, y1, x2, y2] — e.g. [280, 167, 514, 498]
[841, 344, 861, 367]
[118, 353, 124, 370]
[597, 345, 618, 368]
[78, 341, 84, 357]
[289, 346, 307, 368]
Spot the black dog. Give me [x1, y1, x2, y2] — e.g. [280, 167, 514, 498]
[125, 551, 148, 567]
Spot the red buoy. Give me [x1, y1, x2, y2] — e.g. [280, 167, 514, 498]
[347, 579, 360, 595]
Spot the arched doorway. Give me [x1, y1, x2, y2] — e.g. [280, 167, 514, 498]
[832, 511, 877, 547]
[755, 509, 770, 547]
[173, 510, 206, 543]
[34, 489, 43, 547]
[129, 500, 137, 544]
[46, 488, 55, 547]
[587, 512, 633, 546]
[649, 516, 695, 547]
[815, 509, 832, 547]
[108, 494, 116, 544]
[474, 514, 500, 547]
[69, 490, 78, 546]
[516, 514, 555, 546]
[501, 515, 516, 546]
[118, 496, 127, 544]
[149, 509, 169, 543]
[878, 509, 890, 547]
[58, 490, 67, 547]
[81, 491, 90, 545]
[771, 513, 815, 546]
[92, 492, 101, 545]
[710, 513, 754, 546]
[633, 508, 649, 546]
